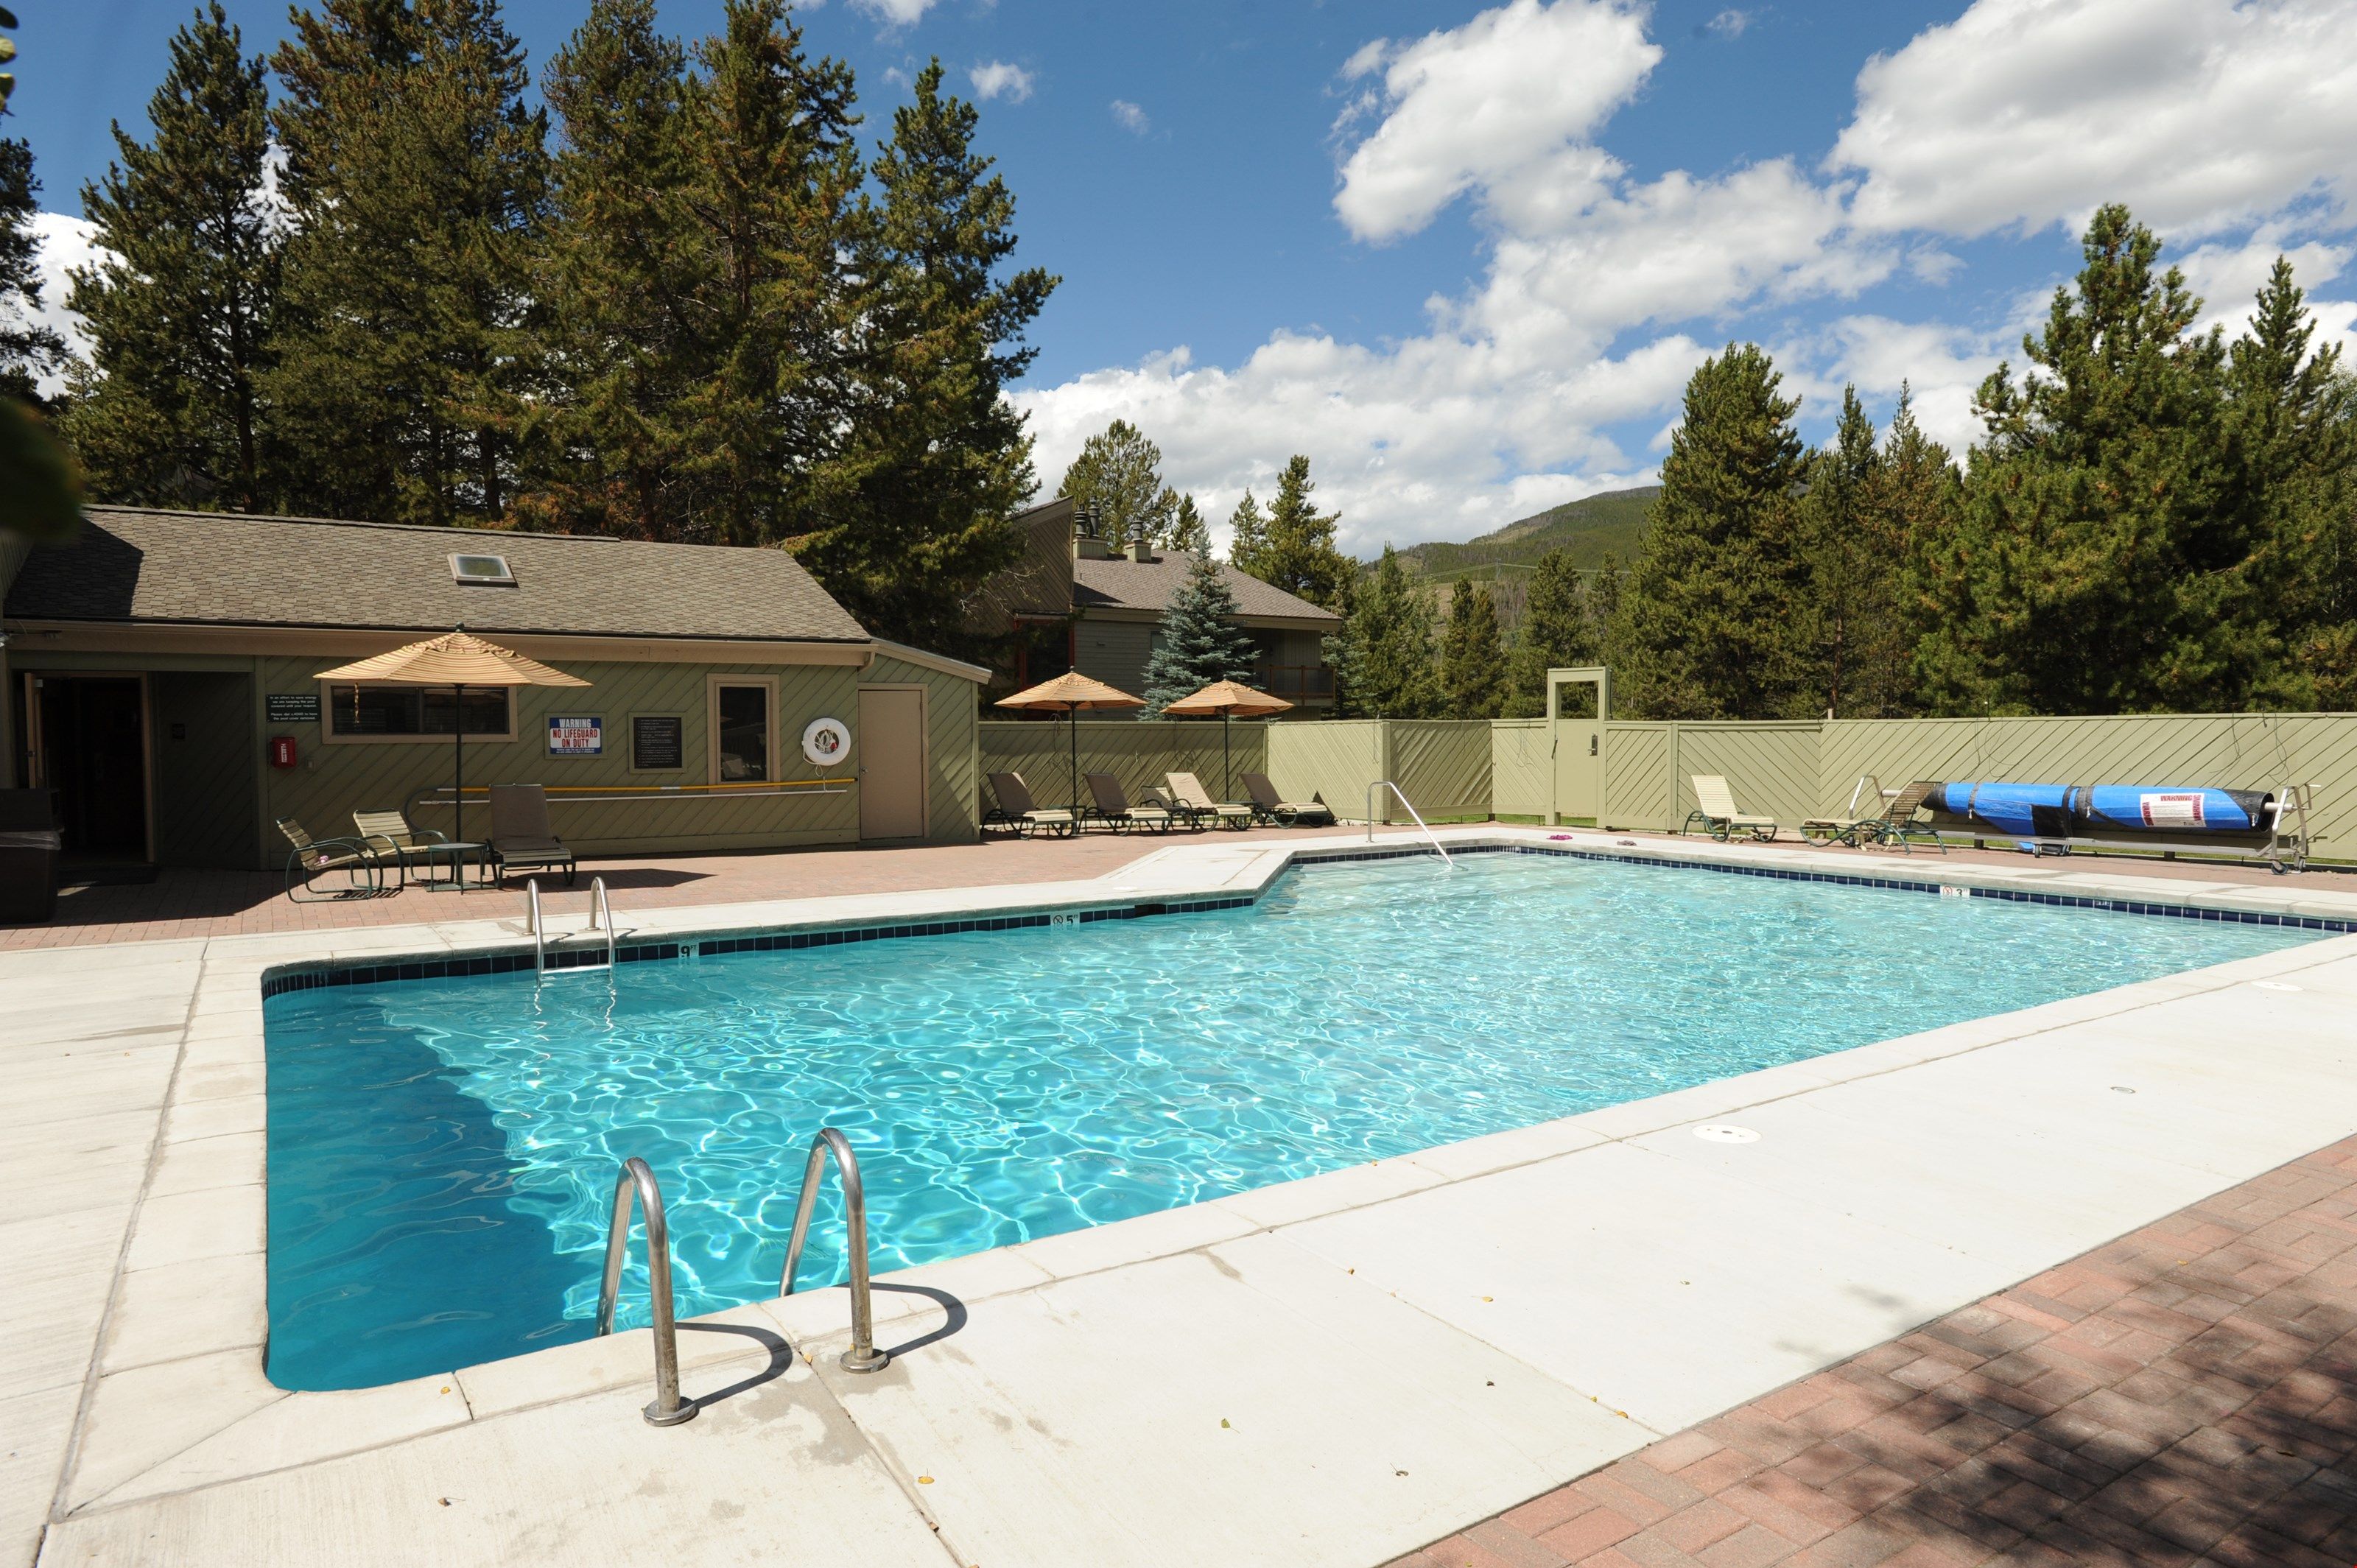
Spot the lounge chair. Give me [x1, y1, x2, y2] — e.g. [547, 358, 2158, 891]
[1869, 780, 1946, 854]
[487, 785, 577, 887]
[352, 808, 458, 887]
[276, 818, 384, 901]
[1800, 776, 1887, 848]
[1164, 772, 1253, 830]
[1083, 772, 1179, 834]
[1240, 772, 1335, 827]
[984, 771, 1078, 838]
[1684, 775, 1780, 843]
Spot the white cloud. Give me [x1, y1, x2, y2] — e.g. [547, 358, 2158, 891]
[1332, 0, 1659, 243]
[1836, 0, 2357, 239]
[23, 213, 101, 396]
[1109, 99, 1149, 136]
[969, 61, 1033, 103]
[849, 0, 938, 26]
[1706, 9, 1751, 38]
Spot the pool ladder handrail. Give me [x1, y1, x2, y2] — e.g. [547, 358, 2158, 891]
[779, 1128, 890, 1374]
[592, 1156, 697, 1427]
[526, 876, 618, 974]
[1364, 779, 1454, 869]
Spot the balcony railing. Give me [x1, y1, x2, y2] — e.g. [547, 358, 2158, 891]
[1256, 664, 1335, 700]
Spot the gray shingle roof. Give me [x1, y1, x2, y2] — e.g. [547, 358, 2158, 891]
[7, 507, 870, 643]
[1072, 553, 1341, 623]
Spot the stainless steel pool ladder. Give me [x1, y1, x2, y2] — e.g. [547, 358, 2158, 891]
[526, 876, 618, 974]
[779, 1128, 890, 1374]
[593, 1157, 697, 1427]
[1364, 780, 1454, 868]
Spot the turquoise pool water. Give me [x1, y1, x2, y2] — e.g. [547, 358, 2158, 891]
[263, 853, 2320, 1389]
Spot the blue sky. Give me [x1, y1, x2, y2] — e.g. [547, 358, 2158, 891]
[18, 0, 2357, 553]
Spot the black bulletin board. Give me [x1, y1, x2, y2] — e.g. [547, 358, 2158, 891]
[631, 714, 684, 772]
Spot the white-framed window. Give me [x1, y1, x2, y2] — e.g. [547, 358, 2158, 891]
[320, 683, 516, 743]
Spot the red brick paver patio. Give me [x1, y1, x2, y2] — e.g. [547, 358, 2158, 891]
[1391, 1136, 2357, 1568]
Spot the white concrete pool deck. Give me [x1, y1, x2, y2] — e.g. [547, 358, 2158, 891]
[9, 826, 2357, 1567]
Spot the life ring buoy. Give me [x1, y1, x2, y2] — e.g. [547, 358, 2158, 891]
[801, 717, 850, 768]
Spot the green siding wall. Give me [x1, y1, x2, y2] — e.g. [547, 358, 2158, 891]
[865, 650, 982, 843]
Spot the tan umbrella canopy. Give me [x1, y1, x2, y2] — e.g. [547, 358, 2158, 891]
[317, 630, 589, 850]
[1160, 679, 1293, 798]
[994, 672, 1144, 810]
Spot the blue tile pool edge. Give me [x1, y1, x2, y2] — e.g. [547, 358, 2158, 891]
[253, 839, 2357, 1000]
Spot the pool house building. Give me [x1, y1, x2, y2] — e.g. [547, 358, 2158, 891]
[2, 507, 990, 874]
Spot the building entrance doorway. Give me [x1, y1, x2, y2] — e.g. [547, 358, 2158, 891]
[32, 675, 152, 863]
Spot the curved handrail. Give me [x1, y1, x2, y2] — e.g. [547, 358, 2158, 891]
[594, 1157, 697, 1426]
[779, 1128, 889, 1373]
[1365, 780, 1454, 869]
[589, 876, 617, 967]
[525, 879, 546, 971]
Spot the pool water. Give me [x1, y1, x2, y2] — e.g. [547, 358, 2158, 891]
[263, 853, 2319, 1389]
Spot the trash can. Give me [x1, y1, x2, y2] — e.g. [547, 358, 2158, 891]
[0, 789, 61, 924]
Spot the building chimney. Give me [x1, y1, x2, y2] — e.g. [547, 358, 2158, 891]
[1125, 519, 1153, 563]
[1071, 502, 1114, 560]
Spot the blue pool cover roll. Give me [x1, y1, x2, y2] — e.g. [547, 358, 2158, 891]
[1932, 782, 2273, 838]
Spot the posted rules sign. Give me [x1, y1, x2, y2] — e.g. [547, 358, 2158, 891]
[547, 715, 603, 757]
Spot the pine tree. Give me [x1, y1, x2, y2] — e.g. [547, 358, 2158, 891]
[0, 138, 63, 404]
[1168, 493, 1209, 555]
[1503, 549, 1595, 716]
[1055, 418, 1176, 546]
[1612, 344, 1807, 717]
[790, 58, 1053, 647]
[1791, 386, 1907, 718]
[1439, 577, 1507, 718]
[1341, 546, 1439, 716]
[1140, 542, 1257, 714]
[2226, 259, 2357, 709]
[522, 0, 696, 537]
[1227, 489, 1267, 574]
[267, 0, 550, 524]
[1919, 206, 2245, 714]
[1257, 454, 1352, 608]
[63, 2, 277, 509]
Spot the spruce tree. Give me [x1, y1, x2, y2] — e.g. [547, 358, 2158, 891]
[268, 0, 550, 524]
[1504, 548, 1595, 716]
[1227, 489, 1267, 574]
[1919, 206, 2244, 714]
[1791, 386, 1912, 718]
[1256, 454, 1352, 608]
[0, 138, 63, 404]
[1055, 417, 1175, 546]
[1341, 546, 1439, 716]
[1613, 344, 1807, 717]
[1140, 543, 1257, 714]
[2227, 260, 2357, 708]
[1168, 493, 1209, 555]
[64, 2, 277, 510]
[792, 58, 1053, 647]
[524, 0, 696, 538]
[1439, 577, 1507, 718]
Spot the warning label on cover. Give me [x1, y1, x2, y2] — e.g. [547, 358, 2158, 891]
[2139, 792, 2205, 828]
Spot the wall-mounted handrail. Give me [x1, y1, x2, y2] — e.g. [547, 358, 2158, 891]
[779, 1128, 889, 1374]
[594, 1157, 697, 1427]
[1365, 780, 1454, 868]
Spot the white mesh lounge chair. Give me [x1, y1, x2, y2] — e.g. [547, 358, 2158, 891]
[1083, 773, 1178, 834]
[1684, 775, 1780, 843]
[1164, 772, 1253, 830]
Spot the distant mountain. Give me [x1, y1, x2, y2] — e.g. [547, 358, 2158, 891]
[1378, 485, 1657, 586]
[1354, 485, 1658, 638]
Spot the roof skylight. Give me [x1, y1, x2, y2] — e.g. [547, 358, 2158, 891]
[449, 552, 516, 587]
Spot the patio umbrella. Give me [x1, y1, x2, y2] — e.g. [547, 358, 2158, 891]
[317, 629, 589, 851]
[1159, 678, 1292, 798]
[994, 671, 1144, 812]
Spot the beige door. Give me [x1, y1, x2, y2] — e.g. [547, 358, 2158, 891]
[857, 687, 927, 840]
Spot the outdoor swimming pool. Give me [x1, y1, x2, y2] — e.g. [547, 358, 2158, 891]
[262, 851, 2325, 1390]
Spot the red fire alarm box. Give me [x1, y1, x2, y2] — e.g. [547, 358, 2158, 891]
[269, 736, 298, 770]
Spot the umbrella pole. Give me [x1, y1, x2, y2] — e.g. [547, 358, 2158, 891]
[1223, 712, 1232, 801]
[1068, 707, 1078, 818]
[453, 683, 465, 889]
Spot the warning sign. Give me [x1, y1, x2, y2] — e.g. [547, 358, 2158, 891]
[547, 715, 603, 757]
[2138, 792, 2205, 828]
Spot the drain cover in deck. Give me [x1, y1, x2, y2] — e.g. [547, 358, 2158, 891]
[1692, 1124, 1760, 1144]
